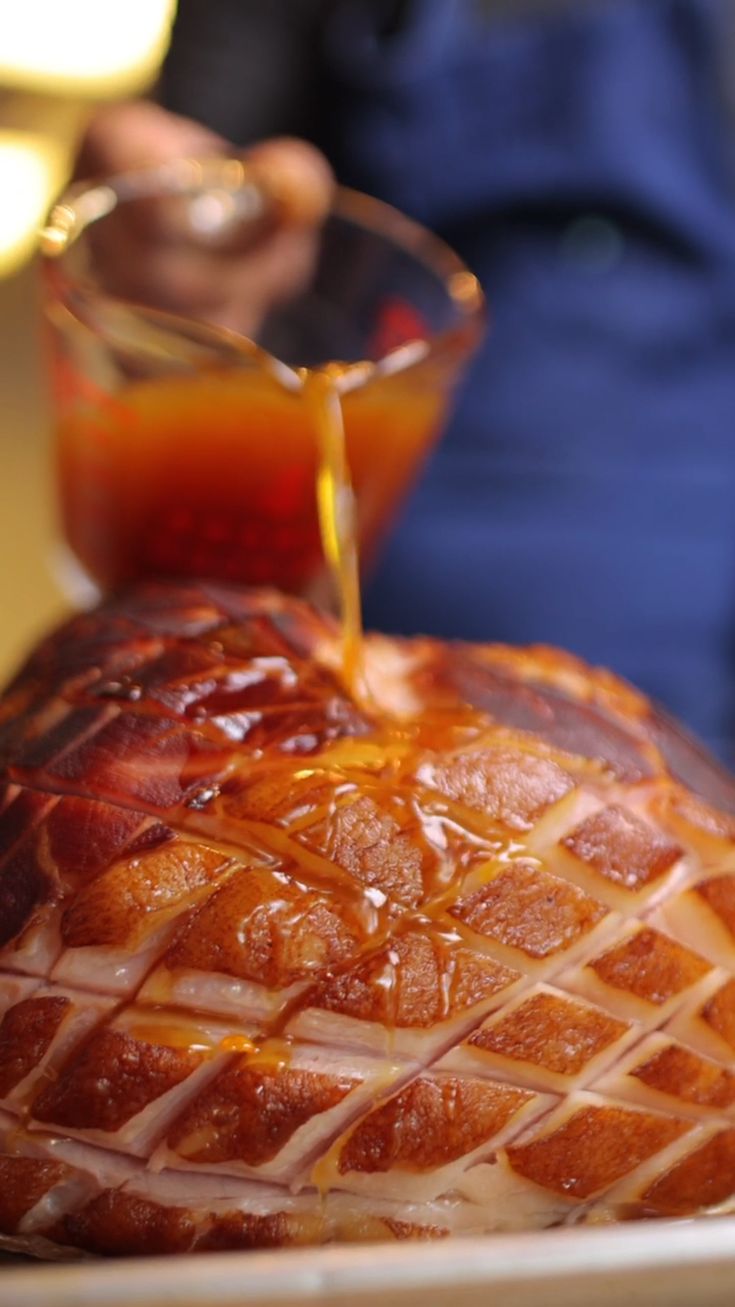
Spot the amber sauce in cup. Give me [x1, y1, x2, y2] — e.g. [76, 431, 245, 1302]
[44, 164, 484, 691]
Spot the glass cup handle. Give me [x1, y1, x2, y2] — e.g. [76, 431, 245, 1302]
[184, 174, 269, 245]
[40, 157, 273, 259]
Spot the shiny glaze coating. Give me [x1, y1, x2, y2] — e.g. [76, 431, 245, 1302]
[2, 581, 735, 1256]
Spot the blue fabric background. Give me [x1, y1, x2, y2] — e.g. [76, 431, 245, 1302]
[313, 0, 735, 758]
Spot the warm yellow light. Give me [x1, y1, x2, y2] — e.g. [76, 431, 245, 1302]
[0, 134, 66, 278]
[0, 0, 176, 96]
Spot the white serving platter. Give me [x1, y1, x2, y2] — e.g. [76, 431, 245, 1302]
[3, 1219, 735, 1307]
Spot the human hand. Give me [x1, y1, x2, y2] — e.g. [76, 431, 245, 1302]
[70, 100, 335, 335]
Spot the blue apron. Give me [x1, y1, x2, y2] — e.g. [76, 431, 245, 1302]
[317, 0, 735, 759]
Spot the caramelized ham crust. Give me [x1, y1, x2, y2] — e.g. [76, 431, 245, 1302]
[2, 580, 735, 1256]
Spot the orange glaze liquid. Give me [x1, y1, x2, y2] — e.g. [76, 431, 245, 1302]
[302, 367, 364, 694]
[57, 360, 445, 691]
[128, 1020, 218, 1053]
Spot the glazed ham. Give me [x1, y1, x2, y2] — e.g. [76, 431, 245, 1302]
[2, 581, 735, 1257]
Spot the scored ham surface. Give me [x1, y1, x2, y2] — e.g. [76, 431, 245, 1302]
[2, 580, 735, 1258]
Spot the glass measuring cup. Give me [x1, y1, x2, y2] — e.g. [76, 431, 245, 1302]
[40, 157, 485, 602]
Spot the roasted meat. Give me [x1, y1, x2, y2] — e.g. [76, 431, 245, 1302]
[2, 581, 735, 1257]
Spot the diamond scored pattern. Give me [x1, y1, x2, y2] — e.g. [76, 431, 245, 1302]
[0, 582, 735, 1252]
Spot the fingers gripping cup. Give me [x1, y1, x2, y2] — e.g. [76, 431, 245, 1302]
[41, 156, 485, 609]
